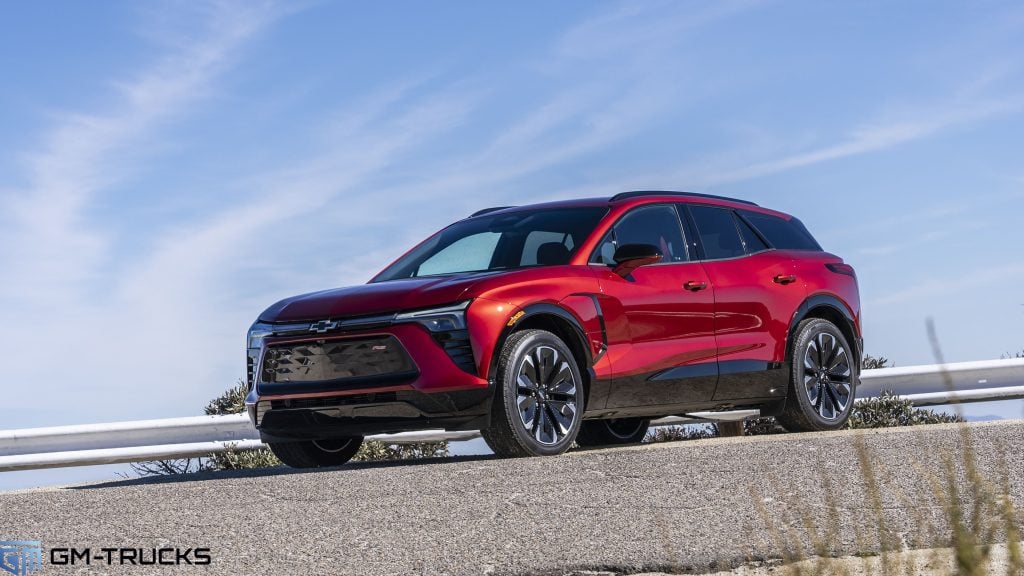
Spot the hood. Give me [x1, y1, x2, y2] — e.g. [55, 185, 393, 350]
[258, 272, 500, 322]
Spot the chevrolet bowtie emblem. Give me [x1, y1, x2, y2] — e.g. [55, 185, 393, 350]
[310, 320, 338, 334]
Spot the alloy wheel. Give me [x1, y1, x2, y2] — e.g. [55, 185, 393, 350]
[802, 332, 852, 420]
[516, 345, 580, 445]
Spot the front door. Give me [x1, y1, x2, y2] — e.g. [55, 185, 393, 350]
[591, 204, 718, 409]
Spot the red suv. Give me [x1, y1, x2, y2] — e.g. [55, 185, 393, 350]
[245, 192, 861, 467]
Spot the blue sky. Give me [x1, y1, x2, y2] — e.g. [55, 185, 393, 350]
[2, 1, 1023, 490]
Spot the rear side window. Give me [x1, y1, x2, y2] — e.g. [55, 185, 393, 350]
[689, 205, 745, 260]
[741, 211, 822, 251]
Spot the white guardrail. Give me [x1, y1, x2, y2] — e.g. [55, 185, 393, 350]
[2, 359, 1022, 472]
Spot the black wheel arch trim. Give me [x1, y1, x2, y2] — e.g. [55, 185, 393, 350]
[788, 294, 861, 366]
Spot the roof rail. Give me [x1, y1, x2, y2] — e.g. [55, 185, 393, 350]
[469, 206, 515, 217]
[609, 190, 758, 206]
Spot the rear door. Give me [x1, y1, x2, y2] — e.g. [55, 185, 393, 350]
[684, 204, 805, 401]
[592, 204, 718, 409]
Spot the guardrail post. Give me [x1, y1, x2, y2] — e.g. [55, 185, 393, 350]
[718, 421, 744, 437]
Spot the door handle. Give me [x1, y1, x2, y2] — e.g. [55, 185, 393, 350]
[684, 280, 708, 291]
[773, 274, 797, 285]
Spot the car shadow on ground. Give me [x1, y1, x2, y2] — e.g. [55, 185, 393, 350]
[68, 453, 500, 490]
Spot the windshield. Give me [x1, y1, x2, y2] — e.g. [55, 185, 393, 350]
[371, 207, 608, 282]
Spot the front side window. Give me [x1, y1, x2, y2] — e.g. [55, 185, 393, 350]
[372, 207, 607, 282]
[590, 204, 688, 265]
[520, 231, 574, 266]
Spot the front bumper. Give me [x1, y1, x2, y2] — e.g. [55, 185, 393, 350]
[245, 322, 491, 439]
[253, 389, 492, 441]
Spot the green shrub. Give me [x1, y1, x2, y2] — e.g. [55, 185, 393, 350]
[209, 445, 281, 470]
[861, 353, 891, 370]
[645, 423, 717, 443]
[745, 416, 788, 435]
[848, 390, 963, 429]
[204, 380, 248, 416]
[353, 441, 448, 461]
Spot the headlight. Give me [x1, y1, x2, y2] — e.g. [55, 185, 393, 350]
[394, 301, 470, 332]
[248, 321, 274, 349]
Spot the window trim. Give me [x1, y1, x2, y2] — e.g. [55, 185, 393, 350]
[733, 211, 772, 255]
[587, 202, 692, 266]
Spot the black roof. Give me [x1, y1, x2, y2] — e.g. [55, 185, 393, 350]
[609, 190, 758, 206]
[469, 206, 517, 217]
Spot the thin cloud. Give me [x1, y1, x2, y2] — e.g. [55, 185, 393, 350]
[555, 0, 765, 64]
[0, 1, 281, 308]
[0, 1, 284, 423]
[694, 97, 1024, 187]
[868, 262, 1024, 309]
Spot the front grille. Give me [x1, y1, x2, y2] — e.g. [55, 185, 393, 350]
[262, 336, 414, 384]
[433, 329, 476, 374]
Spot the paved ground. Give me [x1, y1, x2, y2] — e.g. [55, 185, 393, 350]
[1, 420, 1021, 575]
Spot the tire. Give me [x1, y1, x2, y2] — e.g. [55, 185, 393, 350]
[777, 318, 857, 432]
[576, 418, 650, 447]
[268, 437, 363, 468]
[481, 329, 585, 457]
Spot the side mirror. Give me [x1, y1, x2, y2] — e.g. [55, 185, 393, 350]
[612, 243, 662, 277]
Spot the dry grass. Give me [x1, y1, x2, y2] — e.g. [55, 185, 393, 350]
[748, 320, 1023, 576]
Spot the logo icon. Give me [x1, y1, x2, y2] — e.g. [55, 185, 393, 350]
[0, 541, 41, 576]
[310, 320, 337, 334]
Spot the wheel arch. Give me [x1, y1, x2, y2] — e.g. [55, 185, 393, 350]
[489, 304, 595, 399]
[787, 294, 861, 367]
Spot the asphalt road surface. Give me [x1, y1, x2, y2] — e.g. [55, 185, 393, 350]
[2, 420, 1022, 575]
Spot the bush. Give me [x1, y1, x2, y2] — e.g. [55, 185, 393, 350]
[847, 390, 964, 429]
[353, 441, 448, 461]
[861, 353, 891, 369]
[204, 380, 248, 415]
[745, 417, 788, 435]
[645, 423, 718, 443]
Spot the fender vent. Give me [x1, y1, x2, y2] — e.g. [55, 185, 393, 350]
[433, 329, 476, 374]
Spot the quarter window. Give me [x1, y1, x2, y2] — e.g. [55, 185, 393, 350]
[590, 205, 688, 265]
[741, 211, 822, 251]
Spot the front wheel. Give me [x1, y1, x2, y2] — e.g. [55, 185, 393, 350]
[777, 318, 857, 432]
[481, 329, 585, 457]
[576, 418, 650, 447]
[268, 437, 363, 468]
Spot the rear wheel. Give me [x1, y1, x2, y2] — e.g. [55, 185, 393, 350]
[481, 329, 585, 457]
[268, 437, 363, 468]
[576, 418, 650, 446]
[778, 318, 857, 432]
